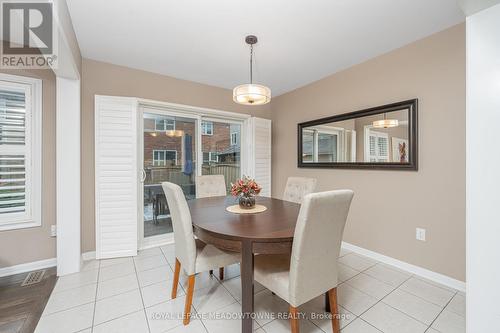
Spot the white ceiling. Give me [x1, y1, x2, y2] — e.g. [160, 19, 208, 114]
[66, 0, 464, 96]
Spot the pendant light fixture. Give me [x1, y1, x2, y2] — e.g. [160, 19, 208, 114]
[373, 113, 399, 128]
[233, 35, 271, 105]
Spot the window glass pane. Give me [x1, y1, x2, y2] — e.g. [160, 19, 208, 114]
[201, 121, 241, 193]
[302, 130, 314, 162]
[0, 155, 26, 214]
[318, 133, 337, 162]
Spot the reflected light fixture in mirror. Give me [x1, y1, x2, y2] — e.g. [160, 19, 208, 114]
[373, 113, 399, 128]
[233, 35, 271, 105]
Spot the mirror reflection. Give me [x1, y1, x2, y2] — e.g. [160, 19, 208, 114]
[301, 108, 411, 165]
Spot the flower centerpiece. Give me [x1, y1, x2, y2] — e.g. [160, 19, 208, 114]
[230, 176, 262, 209]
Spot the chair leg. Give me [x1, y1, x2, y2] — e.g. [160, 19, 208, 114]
[289, 305, 300, 333]
[183, 275, 195, 325]
[171, 259, 181, 299]
[219, 267, 224, 280]
[328, 287, 340, 333]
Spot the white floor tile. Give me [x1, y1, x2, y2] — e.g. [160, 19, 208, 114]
[337, 283, 378, 316]
[341, 318, 381, 333]
[94, 289, 144, 325]
[363, 263, 412, 287]
[92, 310, 149, 333]
[261, 317, 323, 333]
[137, 265, 173, 287]
[43, 283, 96, 315]
[192, 284, 238, 314]
[221, 276, 265, 301]
[253, 290, 290, 327]
[99, 261, 136, 282]
[201, 302, 259, 333]
[255, 329, 266, 333]
[399, 277, 455, 307]
[346, 273, 395, 300]
[100, 257, 134, 268]
[80, 259, 100, 272]
[302, 295, 356, 331]
[180, 271, 221, 292]
[53, 269, 98, 293]
[137, 247, 163, 258]
[97, 273, 139, 300]
[142, 280, 185, 308]
[446, 293, 465, 317]
[145, 296, 191, 333]
[338, 263, 360, 283]
[431, 310, 466, 333]
[338, 253, 377, 271]
[134, 254, 168, 272]
[361, 302, 427, 333]
[382, 289, 442, 325]
[35, 303, 94, 333]
[164, 319, 207, 333]
[76, 329, 92, 333]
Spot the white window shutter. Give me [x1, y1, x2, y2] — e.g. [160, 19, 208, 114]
[95, 96, 138, 259]
[245, 117, 272, 197]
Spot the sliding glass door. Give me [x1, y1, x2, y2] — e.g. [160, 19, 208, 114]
[139, 109, 243, 248]
[140, 110, 198, 247]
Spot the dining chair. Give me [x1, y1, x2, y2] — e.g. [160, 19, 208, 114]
[195, 174, 227, 279]
[195, 174, 227, 199]
[162, 182, 241, 325]
[254, 190, 354, 333]
[283, 177, 317, 204]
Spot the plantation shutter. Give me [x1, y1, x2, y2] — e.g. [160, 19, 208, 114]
[95, 96, 138, 259]
[246, 117, 272, 197]
[0, 78, 41, 231]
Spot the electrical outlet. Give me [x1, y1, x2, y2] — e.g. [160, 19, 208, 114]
[416, 228, 426, 241]
[50, 225, 57, 237]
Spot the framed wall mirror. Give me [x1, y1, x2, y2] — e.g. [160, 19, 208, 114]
[298, 99, 418, 170]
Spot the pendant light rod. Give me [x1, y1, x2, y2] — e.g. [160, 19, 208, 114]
[245, 35, 258, 84]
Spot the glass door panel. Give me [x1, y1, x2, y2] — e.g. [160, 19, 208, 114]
[201, 120, 241, 193]
[142, 112, 197, 240]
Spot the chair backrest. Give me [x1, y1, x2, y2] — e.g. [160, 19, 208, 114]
[289, 190, 354, 307]
[161, 182, 197, 275]
[283, 177, 317, 204]
[195, 175, 227, 199]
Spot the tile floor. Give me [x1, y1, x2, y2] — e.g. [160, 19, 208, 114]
[34, 245, 465, 333]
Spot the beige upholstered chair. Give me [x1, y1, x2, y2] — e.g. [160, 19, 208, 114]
[195, 174, 228, 279]
[254, 190, 354, 333]
[283, 177, 317, 204]
[162, 182, 240, 325]
[195, 174, 227, 199]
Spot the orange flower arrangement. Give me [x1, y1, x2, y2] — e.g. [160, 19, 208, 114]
[230, 176, 262, 198]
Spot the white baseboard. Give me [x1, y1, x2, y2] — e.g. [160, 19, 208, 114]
[0, 258, 57, 278]
[341, 241, 466, 292]
[82, 251, 96, 261]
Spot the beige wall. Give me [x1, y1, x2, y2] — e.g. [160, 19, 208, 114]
[271, 24, 466, 281]
[81, 59, 271, 253]
[0, 68, 56, 267]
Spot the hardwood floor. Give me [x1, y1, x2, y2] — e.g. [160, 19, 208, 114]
[0, 268, 57, 333]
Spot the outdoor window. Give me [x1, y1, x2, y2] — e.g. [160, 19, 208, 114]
[153, 150, 177, 166]
[203, 152, 218, 163]
[0, 75, 42, 231]
[201, 121, 213, 135]
[155, 118, 175, 131]
[230, 132, 238, 146]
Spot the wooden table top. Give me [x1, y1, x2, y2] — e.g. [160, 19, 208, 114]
[188, 196, 300, 242]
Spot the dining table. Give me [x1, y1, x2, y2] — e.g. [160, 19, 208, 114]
[188, 195, 331, 333]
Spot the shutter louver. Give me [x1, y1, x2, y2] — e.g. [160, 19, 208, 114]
[246, 118, 271, 197]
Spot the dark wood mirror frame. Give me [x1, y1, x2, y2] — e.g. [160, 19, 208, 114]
[297, 99, 418, 170]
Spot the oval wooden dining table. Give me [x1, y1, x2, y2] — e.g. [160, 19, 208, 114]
[188, 195, 304, 333]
